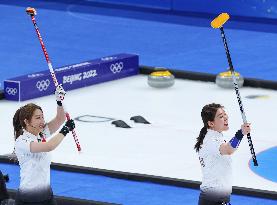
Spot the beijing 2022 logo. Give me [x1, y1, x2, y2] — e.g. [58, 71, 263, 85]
[36, 79, 50, 91]
[110, 62, 124, 74]
[5, 87, 17, 95]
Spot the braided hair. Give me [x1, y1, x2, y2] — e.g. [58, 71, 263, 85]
[13, 103, 43, 140]
[194, 103, 223, 152]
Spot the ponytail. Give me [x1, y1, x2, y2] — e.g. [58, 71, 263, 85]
[195, 103, 223, 152]
[194, 126, 207, 152]
[13, 108, 23, 140]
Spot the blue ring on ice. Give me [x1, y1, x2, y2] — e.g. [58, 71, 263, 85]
[249, 146, 277, 183]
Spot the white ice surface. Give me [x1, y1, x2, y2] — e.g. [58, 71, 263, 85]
[0, 75, 276, 192]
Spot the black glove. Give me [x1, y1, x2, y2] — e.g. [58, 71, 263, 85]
[59, 119, 75, 136]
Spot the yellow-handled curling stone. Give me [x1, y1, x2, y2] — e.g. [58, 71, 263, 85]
[148, 70, 175, 88]
[216, 70, 244, 88]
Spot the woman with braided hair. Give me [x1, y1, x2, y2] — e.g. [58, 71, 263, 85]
[195, 103, 251, 205]
[13, 85, 75, 205]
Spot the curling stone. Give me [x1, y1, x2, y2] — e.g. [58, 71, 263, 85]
[148, 70, 175, 88]
[216, 70, 244, 88]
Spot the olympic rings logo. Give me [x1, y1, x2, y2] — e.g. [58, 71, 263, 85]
[5, 87, 17, 95]
[36, 79, 50, 91]
[110, 62, 124, 74]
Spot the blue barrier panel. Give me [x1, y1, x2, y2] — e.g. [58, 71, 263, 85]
[4, 53, 139, 101]
[172, 0, 277, 19]
[89, 0, 171, 9]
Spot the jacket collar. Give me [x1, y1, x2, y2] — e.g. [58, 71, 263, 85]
[207, 129, 223, 138]
[23, 129, 39, 139]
